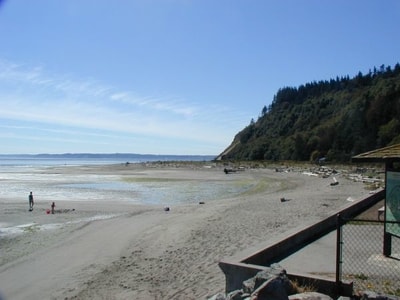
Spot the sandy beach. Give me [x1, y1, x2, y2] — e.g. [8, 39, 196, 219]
[0, 163, 372, 300]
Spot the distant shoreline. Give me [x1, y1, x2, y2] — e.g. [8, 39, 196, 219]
[0, 153, 216, 168]
[0, 153, 216, 159]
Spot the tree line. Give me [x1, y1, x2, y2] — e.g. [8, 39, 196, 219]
[220, 63, 400, 162]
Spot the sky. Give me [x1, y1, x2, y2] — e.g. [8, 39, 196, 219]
[0, 0, 399, 155]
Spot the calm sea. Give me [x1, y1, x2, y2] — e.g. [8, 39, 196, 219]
[0, 154, 216, 167]
[0, 153, 251, 207]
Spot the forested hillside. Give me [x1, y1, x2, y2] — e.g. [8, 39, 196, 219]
[219, 63, 400, 162]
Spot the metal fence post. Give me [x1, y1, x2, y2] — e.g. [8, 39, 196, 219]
[336, 213, 343, 295]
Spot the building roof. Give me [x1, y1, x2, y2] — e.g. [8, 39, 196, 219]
[352, 144, 400, 162]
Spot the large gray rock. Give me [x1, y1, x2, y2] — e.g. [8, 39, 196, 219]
[360, 290, 400, 300]
[252, 276, 290, 300]
[242, 264, 291, 295]
[219, 264, 296, 300]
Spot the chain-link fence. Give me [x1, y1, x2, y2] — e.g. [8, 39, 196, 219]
[338, 218, 400, 296]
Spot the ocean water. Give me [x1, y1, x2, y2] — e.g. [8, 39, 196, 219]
[0, 153, 215, 167]
[0, 154, 252, 206]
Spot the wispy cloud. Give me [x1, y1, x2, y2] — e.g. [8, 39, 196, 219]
[0, 124, 134, 140]
[0, 59, 249, 154]
[0, 59, 200, 121]
[109, 91, 197, 117]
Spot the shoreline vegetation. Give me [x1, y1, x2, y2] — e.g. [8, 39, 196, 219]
[0, 161, 382, 299]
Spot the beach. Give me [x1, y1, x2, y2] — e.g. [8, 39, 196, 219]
[0, 163, 371, 299]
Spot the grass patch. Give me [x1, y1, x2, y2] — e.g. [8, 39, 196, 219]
[290, 279, 316, 293]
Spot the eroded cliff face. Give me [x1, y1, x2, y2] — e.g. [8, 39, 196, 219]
[216, 140, 240, 161]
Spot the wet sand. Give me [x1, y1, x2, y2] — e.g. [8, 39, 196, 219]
[0, 164, 370, 299]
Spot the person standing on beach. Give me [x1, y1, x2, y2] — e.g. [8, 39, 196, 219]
[29, 191, 34, 211]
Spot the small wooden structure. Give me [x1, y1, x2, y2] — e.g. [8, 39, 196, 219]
[352, 143, 400, 256]
[352, 143, 400, 162]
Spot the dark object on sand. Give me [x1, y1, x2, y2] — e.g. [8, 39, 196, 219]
[224, 168, 237, 174]
[164, 207, 170, 211]
[280, 197, 290, 202]
[199, 201, 205, 204]
[46, 208, 76, 214]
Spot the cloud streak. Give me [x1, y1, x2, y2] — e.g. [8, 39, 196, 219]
[0, 59, 248, 154]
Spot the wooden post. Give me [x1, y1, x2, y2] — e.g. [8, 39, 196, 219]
[383, 160, 392, 257]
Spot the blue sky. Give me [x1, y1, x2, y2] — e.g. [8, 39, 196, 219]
[0, 0, 399, 155]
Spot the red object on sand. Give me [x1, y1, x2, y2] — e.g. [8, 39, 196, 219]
[46, 209, 50, 214]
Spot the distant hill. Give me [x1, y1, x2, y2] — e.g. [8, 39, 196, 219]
[218, 63, 400, 162]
